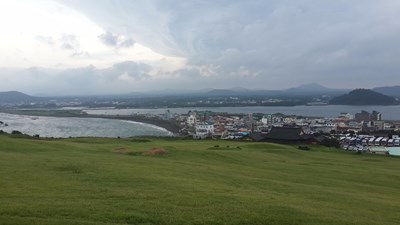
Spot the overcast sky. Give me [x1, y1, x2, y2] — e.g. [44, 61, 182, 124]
[1, 0, 400, 96]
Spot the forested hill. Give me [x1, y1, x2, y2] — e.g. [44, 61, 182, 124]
[330, 89, 398, 105]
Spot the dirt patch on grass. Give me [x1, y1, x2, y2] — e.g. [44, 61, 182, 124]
[113, 147, 168, 156]
[112, 147, 130, 154]
[143, 148, 167, 156]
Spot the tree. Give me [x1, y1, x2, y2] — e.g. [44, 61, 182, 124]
[11, 130, 22, 135]
[321, 137, 340, 148]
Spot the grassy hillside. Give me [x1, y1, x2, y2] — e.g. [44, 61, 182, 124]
[0, 135, 399, 225]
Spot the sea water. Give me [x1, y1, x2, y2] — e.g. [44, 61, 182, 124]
[0, 113, 172, 138]
[84, 105, 400, 120]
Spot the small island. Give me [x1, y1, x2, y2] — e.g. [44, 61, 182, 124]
[330, 89, 399, 105]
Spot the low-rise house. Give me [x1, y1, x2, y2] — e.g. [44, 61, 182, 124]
[249, 132, 267, 142]
[187, 113, 198, 126]
[195, 123, 214, 135]
[265, 127, 312, 144]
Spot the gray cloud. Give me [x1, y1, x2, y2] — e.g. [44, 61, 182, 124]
[98, 31, 135, 48]
[118, 38, 135, 48]
[0, 61, 152, 96]
[98, 32, 118, 46]
[35, 35, 55, 46]
[58, 0, 400, 89]
[2, 0, 398, 95]
[35, 34, 85, 56]
[60, 34, 79, 50]
[57, 34, 91, 57]
[102, 61, 151, 81]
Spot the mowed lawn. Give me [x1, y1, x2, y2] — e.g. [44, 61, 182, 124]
[0, 135, 399, 225]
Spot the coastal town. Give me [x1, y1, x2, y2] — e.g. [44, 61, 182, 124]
[142, 109, 400, 156]
[1, 107, 400, 157]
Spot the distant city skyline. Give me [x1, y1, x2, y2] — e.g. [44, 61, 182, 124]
[1, 0, 400, 95]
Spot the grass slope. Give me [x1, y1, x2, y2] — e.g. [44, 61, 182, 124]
[0, 136, 399, 225]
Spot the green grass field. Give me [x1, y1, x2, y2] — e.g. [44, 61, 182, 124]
[1, 135, 399, 225]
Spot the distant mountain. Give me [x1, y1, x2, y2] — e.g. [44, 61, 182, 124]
[373, 86, 400, 97]
[0, 91, 37, 103]
[284, 83, 350, 96]
[205, 88, 277, 96]
[205, 89, 238, 96]
[204, 83, 349, 97]
[330, 89, 398, 105]
[289, 83, 332, 91]
[229, 87, 252, 92]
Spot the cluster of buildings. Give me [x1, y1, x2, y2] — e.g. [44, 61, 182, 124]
[178, 111, 256, 139]
[156, 110, 400, 156]
[163, 110, 400, 140]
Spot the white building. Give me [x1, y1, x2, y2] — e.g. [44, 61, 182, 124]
[340, 112, 354, 120]
[187, 113, 198, 126]
[261, 115, 270, 125]
[195, 123, 214, 135]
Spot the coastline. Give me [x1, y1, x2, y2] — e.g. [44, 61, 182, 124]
[0, 110, 182, 135]
[83, 105, 400, 121]
[85, 115, 182, 134]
